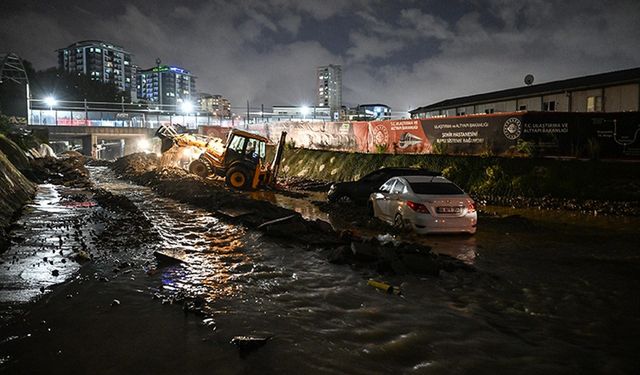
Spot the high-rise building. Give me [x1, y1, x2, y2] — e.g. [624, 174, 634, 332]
[136, 65, 196, 107]
[198, 93, 232, 118]
[57, 40, 134, 98]
[317, 64, 342, 120]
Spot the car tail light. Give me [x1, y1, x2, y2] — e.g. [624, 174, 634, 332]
[407, 201, 430, 214]
[467, 201, 476, 213]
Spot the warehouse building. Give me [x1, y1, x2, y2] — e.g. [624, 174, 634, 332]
[410, 67, 640, 118]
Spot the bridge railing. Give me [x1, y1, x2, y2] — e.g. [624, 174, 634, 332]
[28, 99, 237, 129]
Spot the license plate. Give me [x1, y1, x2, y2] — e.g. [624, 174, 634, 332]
[436, 206, 461, 214]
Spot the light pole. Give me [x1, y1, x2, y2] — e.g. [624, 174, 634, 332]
[155, 57, 162, 110]
[180, 100, 193, 129]
[45, 96, 57, 125]
[300, 105, 310, 120]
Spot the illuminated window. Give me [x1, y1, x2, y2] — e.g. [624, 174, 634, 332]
[586, 96, 602, 112]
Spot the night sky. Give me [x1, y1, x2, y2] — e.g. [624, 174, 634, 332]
[1, 0, 639, 113]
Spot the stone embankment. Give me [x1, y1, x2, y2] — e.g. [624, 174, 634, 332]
[0, 135, 36, 250]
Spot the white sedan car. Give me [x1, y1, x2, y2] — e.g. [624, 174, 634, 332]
[369, 175, 477, 234]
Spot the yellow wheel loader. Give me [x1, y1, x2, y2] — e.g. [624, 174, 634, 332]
[155, 124, 287, 190]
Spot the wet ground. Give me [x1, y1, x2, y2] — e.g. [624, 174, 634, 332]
[1, 166, 639, 374]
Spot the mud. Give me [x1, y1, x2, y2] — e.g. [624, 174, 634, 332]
[111, 153, 470, 276]
[30, 155, 92, 188]
[1, 156, 639, 374]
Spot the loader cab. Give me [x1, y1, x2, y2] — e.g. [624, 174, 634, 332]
[224, 131, 268, 169]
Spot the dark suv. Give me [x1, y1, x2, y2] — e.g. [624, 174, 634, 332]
[327, 167, 441, 203]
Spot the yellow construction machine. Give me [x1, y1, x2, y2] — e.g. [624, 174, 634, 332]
[155, 124, 287, 190]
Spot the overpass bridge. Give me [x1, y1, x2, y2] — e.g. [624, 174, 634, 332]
[27, 98, 235, 158]
[29, 125, 158, 158]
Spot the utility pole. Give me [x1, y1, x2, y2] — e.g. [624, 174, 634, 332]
[261, 104, 264, 121]
[246, 100, 250, 129]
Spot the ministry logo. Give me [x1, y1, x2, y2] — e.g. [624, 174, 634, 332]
[372, 124, 389, 145]
[503, 117, 522, 140]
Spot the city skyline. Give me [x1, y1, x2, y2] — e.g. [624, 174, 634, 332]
[1, 0, 639, 113]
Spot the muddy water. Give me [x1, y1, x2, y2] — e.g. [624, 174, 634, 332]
[0, 185, 93, 321]
[1, 168, 639, 373]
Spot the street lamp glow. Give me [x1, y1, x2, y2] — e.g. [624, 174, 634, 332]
[44, 96, 57, 108]
[180, 100, 194, 113]
[300, 106, 310, 117]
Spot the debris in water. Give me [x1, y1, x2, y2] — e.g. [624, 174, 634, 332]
[231, 335, 272, 353]
[257, 214, 297, 229]
[367, 279, 402, 295]
[153, 251, 185, 265]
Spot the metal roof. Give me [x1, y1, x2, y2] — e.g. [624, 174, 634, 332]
[410, 66, 640, 114]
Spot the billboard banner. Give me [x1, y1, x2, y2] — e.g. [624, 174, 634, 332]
[364, 119, 432, 154]
[201, 111, 640, 159]
[419, 112, 640, 158]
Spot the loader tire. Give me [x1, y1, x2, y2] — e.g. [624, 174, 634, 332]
[189, 159, 211, 178]
[226, 167, 251, 190]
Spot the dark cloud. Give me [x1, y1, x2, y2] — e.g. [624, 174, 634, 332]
[1, 0, 639, 114]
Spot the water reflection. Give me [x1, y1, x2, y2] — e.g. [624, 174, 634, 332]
[249, 191, 329, 221]
[90, 166, 253, 302]
[0, 185, 90, 307]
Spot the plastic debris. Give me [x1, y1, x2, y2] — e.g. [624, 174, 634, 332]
[376, 233, 399, 246]
[367, 279, 402, 295]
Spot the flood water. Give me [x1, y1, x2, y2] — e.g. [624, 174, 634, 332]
[1, 167, 639, 374]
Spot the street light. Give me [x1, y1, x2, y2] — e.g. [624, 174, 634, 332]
[180, 100, 194, 113]
[300, 105, 310, 119]
[44, 96, 57, 109]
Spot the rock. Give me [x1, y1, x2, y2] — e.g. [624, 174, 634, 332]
[230, 336, 272, 352]
[111, 299, 121, 306]
[74, 250, 91, 262]
[350, 241, 380, 261]
[51, 269, 59, 277]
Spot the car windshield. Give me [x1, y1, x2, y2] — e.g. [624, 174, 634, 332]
[409, 182, 464, 195]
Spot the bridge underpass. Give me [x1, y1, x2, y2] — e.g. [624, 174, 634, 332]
[30, 125, 158, 159]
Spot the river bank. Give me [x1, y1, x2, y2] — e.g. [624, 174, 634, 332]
[278, 148, 640, 216]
